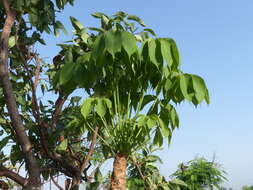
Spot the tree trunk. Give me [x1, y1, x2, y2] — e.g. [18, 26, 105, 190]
[0, 0, 41, 189]
[110, 154, 127, 190]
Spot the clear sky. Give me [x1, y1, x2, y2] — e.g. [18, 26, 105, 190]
[38, 0, 253, 189]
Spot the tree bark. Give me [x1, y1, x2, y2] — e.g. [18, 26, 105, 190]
[0, 0, 41, 189]
[110, 154, 127, 190]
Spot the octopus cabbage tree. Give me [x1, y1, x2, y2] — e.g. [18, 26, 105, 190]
[55, 11, 209, 190]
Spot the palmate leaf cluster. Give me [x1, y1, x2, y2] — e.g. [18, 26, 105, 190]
[52, 12, 209, 158]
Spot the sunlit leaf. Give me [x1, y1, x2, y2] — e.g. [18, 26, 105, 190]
[70, 16, 84, 30]
[56, 139, 68, 152]
[96, 98, 107, 117]
[127, 15, 146, 26]
[121, 31, 137, 58]
[81, 98, 95, 118]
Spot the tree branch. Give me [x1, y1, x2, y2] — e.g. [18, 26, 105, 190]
[0, 165, 27, 187]
[80, 127, 99, 173]
[0, 0, 41, 187]
[131, 156, 150, 190]
[51, 95, 68, 129]
[33, 56, 41, 91]
[49, 173, 64, 190]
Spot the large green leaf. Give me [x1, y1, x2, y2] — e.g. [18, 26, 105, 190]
[179, 74, 192, 101]
[103, 98, 113, 114]
[91, 34, 105, 61]
[158, 118, 171, 138]
[81, 98, 95, 118]
[70, 16, 84, 31]
[56, 139, 68, 152]
[91, 12, 108, 19]
[169, 39, 180, 68]
[54, 21, 68, 37]
[127, 15, 146, 26]
[8, 36, 16, 48]
[191, 74, 208, 104]
[147, 39, 160, 69]
[104, 30, 121, 58]
[121, 31, 137, 57]
[55, 0, 64, 9]
[59, 62, 75, 85]
[0, 136, 10, 150]
[159, 38, 172, 67]
[147, 115, 158, 128]
[153, 128, 163, 147]
[137, 115, 147, 126]
[96, 98, 107, 117]
[65, 48, 73, 63]
[144, 28, 156, 36]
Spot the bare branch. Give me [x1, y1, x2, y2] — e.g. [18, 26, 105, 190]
[80, 127, 99, 173]
[50, 173, 64, 190]
[33, 55, 41, 92]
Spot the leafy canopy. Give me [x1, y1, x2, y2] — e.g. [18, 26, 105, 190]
[53, 11, 209, 157]
[172, 157, 227, 190]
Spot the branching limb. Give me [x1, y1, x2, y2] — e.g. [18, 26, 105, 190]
[80, 127, 99, 173]
[0, 164, 27, 187]
[49, 173, 64, 190]
[0, 0, 41, 187]
[51, 95, 68, 129]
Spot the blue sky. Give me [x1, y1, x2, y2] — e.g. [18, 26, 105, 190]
[38, 0, 253, 188]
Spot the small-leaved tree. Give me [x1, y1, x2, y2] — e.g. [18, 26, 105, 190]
[172, 157, 227, 190]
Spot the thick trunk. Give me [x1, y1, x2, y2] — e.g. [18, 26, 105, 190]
[110, 154, 127, 190]
[0, 0, 41, 189]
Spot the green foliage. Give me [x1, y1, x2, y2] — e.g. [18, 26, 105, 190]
[59, 12, 209, 157]
[0, 1, 210, 187]
[127, 145, 187, 190]
[242, 186, 253, 190]
[172, 157, 227, 190]
[9, 0, 74, 33]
